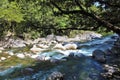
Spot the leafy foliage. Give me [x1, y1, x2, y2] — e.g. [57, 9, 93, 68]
[0, 0, 119, 39]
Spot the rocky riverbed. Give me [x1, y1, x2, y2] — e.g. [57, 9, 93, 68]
[0, 31, 120, 80]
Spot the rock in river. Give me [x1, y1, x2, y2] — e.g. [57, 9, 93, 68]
[64, 43, 77, 50]
[1, 57, 6, 61]
[47, 71, 64, 80]
[30, 45, 46, 53]
[16, 53, 25, 59]
[53, 43, 65, 50]
[92, 49, 106, 63]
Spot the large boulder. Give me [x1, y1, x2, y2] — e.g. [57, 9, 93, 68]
[30, 45, 46, 53]
[16, 53, 25, 59]
[53, 44, 65, 50]
[64, 43, 77, 50]
[47, 71, 64, 80]
[1, 57, 6, 61]
[92, 50, 106, 63]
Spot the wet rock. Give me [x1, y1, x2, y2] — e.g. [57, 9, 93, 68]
[75, 53, 85, 58]
[110, 46, 120, 55]
[101, 64, 120, 79]
[50, 58, 61, 63]
[64, 43, 77, 50]
[16, 53, 25, 59]
[36, 56, 51, 61]
[47, 71, 64, 80]
[1, 57, 6, 61]
[8, 51, 14, 56]
[104, 49, 113, 56]
[69, 52, 84, 58]
[21, 67, 34, 75]
[92, 50, 106, 63]
[53, 44, 65, 50]
[30, 45, 46, 53]
[69, 52, 74, 57]
[49, 58, 66, 63]
[111, 34, 118, 39]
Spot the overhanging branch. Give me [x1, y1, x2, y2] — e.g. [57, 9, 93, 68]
[50, 0, 63, 12]
[50, 0, 120, 34]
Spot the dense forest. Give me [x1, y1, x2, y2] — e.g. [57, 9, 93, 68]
[0, 0, 120, 39]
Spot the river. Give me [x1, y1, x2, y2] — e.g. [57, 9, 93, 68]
[0, 34, 118, 80]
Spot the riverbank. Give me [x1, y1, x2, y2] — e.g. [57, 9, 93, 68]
[101, 37, 120, 80]
[0, 31, 102, 62]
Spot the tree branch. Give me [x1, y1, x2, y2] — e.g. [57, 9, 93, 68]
[74, 0, 84, 10]
[51, 0, 120, 34]
[50, 0, 63, 12]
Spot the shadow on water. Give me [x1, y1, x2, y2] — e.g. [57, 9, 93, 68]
[0, 57, 105, 80]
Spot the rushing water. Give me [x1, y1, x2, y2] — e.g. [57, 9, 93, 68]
[0, 34, 118, 80]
